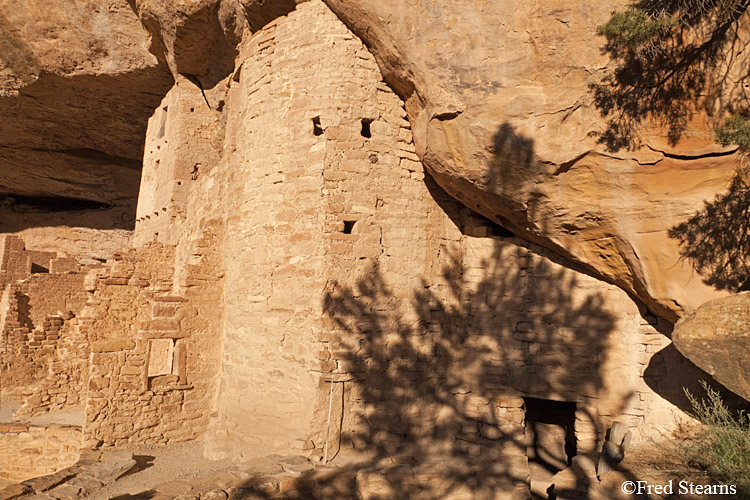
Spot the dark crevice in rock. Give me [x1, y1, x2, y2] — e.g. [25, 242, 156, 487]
[647, 144, 739, 160]
[21, 148, 142, 171]
[552, 151, 590, 176]
[434, 110, 462, 121]
[0, 194, 112, 212]
[242, 0, 301, 32]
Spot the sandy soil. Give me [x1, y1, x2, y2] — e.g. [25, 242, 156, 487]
[89, 440, 237, 500]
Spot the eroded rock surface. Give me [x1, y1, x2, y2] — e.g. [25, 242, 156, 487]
[673, 292, 750, 402]
[322, 0, 741, 321]
[128, 0, 305, 87]
[0, 0, 172, 208]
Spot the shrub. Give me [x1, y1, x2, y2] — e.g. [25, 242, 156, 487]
[597, 8, 675, 49]
[715, 115, 750, 151]
[684, 381, 750, 496]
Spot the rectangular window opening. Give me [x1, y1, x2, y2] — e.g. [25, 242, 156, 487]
[313, 117, 324, 136]
[360, 119, 372, 138]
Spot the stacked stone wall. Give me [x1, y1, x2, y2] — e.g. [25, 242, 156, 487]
[0, 235, 30, 288]
[0, 424, 81, 483]
[15, 311, 91, 416]
[0, 237, 92, 416]
[83, 242, 224, 447]
[22, 274, 87, 327]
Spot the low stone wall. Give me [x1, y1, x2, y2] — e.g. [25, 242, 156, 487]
[0, 424, 81, 483]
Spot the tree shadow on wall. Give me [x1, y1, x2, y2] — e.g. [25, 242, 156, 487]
[591, 0, 750, 151]
[299, 238, 623, 499]
[668, 170, 750, 291]
[482, 123, 539, 233]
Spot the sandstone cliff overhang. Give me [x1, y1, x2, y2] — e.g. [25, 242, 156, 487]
[0, 0, 173, 210]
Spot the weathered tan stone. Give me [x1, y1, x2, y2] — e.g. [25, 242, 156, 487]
[322, 0, 738, 321]
[91, 339, 136, 353]
[0, 426, 81, 485]
[0, 483, 31, 500]
[147, 339, 175, 377]
[672, 292, 750, 401]
[154, 480, 193, 496]
[0, 0, 173, 209]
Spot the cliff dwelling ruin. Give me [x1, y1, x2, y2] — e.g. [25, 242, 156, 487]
[1, 0, 749, 499]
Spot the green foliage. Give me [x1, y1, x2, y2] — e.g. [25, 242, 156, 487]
[597, 8, 675, 49]
[595, 1, 750, 150]
[715, 115, 750, 150]
[684, 381, 750, 495]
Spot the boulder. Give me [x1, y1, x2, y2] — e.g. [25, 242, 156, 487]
[672, 292, 750, 401]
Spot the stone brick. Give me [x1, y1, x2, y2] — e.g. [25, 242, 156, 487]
[91, 339, 135, 353]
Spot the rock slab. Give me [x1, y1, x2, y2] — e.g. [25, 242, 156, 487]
[673, 291, 750, 401]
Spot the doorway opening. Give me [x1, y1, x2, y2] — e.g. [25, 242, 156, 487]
[524, 397, 577, 482]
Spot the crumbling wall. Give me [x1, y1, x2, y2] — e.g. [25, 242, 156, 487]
[0, 287, 77, 389]
[15, 311, 90, 416]
[0, 236, 91, 416]
[83, 241, 224, 447]
[0, 235, 31, 288]
[22, 274, 87, 327]
[0, 424, 81, 483]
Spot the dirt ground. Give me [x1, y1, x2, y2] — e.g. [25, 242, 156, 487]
[88, 440, 236, 500]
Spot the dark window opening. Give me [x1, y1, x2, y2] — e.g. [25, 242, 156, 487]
[313, 117, 323, 136]
[485, 217, 515, 238]
[343, 220, 356, 234]
[463, 212, 515, 238]
[360, 119, 372, 138]
[30, 263, 49, 274]
[524, 397, 577, 482]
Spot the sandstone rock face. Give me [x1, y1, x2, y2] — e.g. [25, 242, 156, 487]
[0, 0, 172, 208]
[323, 0, 739, 321]
[127, 0, 242, 87]
[672, 292, 750, 402]
[128, 0, 304, 87]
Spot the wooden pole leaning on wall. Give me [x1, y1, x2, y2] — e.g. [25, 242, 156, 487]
[322, 372, 354, 465]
